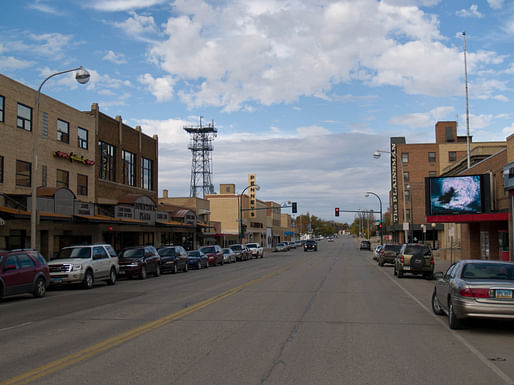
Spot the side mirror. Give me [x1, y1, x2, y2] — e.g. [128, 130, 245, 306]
[434, 272, 443, 280]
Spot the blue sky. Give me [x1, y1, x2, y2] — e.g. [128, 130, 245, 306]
[1, 0, 514, 223]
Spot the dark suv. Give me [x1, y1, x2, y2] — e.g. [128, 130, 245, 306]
[304, 240, 318, 252]
[118, 245, 161, 279]
[395, 244, 434, 279]
[378, 244, 402, 266]
[158, 246, 189, 273]
[0, 249, 50, 299]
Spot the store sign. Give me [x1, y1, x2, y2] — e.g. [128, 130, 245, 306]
[391, 143, 399, 223]
[55, 151, 95, 166]
[115, 195, 157, 225]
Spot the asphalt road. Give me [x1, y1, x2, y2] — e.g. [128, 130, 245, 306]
[1, 237, 514, 385]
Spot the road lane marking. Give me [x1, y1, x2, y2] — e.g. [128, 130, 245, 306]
[0, 323, 33, 333]
[376, 263, 514, 385]
[0, 257, 310, 385]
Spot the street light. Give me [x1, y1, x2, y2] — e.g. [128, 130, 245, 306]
[239, 184, 260, 243]
[365, 191, 383, 245]
[30, 66, 90, 249]
[373, 149, 408, 243]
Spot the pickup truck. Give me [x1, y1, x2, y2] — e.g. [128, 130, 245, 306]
[245, 243, 264, 258]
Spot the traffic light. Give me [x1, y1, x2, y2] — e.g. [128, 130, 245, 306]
[335, 207, 340, 217]
[292, 201, 297, 213]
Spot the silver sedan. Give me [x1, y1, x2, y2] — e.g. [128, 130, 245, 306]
[431, 259, 514, 329]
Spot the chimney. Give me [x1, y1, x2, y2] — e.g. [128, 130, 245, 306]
[163, 189, 168, 199]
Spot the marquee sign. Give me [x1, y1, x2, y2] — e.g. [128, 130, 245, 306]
[391, 143, 399, 223]
[55, 151, 95, 166]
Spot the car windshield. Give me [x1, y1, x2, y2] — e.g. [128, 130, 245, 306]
[158, 248, 176, 257]
[404, 246, 430, 256]
[223, 249, 231, 254]
[201, 246, 215, 253]
[306, 241, 316, 244]
[58, 247, 91, 259]
[385, 245, 401, 252]
[461, 263, 514, 280]
[230, 245, 242, 251]
[120, 248, 144, 258]
[188, 251, 200, 257]
[246, 244, 257, 248]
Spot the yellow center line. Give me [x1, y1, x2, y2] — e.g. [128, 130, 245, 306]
[1, 257, 310, 385]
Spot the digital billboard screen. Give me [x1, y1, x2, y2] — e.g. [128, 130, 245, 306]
[426, 175, 483, 216]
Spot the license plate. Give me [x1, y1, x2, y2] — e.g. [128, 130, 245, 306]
[495, 289, 513, 299]
[52, 278, 62, 283]
[403, 266, 410, 270]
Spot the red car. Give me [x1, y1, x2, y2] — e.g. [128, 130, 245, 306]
[0, 249, 50, 299]
[199, 245, 224, 266]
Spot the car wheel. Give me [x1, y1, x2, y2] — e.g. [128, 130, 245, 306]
[140, 266, 147, 280]
[393, 265, 397, 276]
[33, 277, 46, 298]
[448, 299, 463, 329]
[83, 270, 94, 289]
[397, 269, 404, 278]
[107, 268, 117, 285]
[155, 265, 161, 277]
[431, 290, 444, 315]
[173, 264, 178, 274]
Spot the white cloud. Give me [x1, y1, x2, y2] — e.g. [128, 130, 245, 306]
[103, 50, 127, 64]
[456, 5, 483, 18]
[138, 73, 175, 102]
[88, 0, 168, 12]
[28, 0, 65, 15]
[0, 56, 34, 71]
[503, 123, 514, 137]
[389, 106, 455, 128]
[297, 125, 331, 137]
[487, 0, 504, 10]
[112, 11, 159, 42]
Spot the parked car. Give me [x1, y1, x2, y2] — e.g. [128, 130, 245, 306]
[394, 243, 434, 279]
[274, 242, 289, 252]
[359, 240, 371, 250]
[187, 250, 209, 269]
[304, 240, 318, 252]
[229, 244, 249, 261]
[200, 245, 224, 266]
[327, 236, 335, 242]
[373, 245, 383, 260]
[378, 244, 402, 266]
[158, 245, 189, 273]
[48, 243, 119, 289]
[287, 241, 297, 249]
[222, 248, 237, 263]
[0, 249, 50, 299]
[432, 260, 514, 329]
[119, 245, 161, 279]
[246, 243, 264, 258]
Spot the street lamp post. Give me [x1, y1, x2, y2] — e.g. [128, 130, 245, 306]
[239, 184, 260, 244]
[373, 149, 408, 243]
[365, 191, 383, 245]
[30, 67, 90, 250]
[432, 222, 436, 249]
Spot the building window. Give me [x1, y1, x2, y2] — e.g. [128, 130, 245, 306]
[99, 141, 116, 181]
[0, 95, 4, 122]
[141, 157, 153, 190]
[56, 169, 69, 188]
[449, 151, 457, 162]
[401, 152, 409, 163]
[122, 150, 136, 186]
[41, 165, 47, 187]
[403, 171, 409, 183]
[17, 103, 32, 131]
[57, 119, 69, 143]
[429, 171, 436, 177]
[78, 127, 88, 149]
[16, 160, 31, 187]
[0, 155, 3, 183]
[77, 174, 88, 195]
[428, 152, 436, 162]
[406, 209, 411, 221]
[404, 190, 410, 201]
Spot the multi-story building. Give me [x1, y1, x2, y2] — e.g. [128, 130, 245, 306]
[387, 121, 505, 246]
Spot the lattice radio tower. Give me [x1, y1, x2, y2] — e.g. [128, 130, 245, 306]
[183, 117, 217, 198]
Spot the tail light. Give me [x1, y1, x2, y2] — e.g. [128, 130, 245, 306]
[400, 254, 404, 264]
[430, 256, 434, 265]
[459, 288, 490, 298]
[381, 250, 385, 257]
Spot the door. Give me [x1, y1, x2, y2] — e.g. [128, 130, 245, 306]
[92, 246, 109, 278]
[2, 255, 21, 296]
[16, 253, 37, 293]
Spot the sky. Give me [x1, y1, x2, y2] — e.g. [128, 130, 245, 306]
[2, 0, 514, 224]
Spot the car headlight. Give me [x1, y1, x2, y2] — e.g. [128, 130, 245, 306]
[71, 264, 83, 271]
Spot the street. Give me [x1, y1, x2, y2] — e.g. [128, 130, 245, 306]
[1, 237, 514, 385]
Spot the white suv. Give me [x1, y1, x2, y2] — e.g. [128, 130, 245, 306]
[48, 244, 119, 289]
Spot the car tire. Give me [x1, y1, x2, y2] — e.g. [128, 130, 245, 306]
[411, 255, 425, 270]
[83, 270, 94, 289]
[393, 265, 397, 276]
[197, 261, 202, 270]
[33, 277, 46, 298]
[107, 268, 117, 285]
[448, 299, 463, 329]
[173, 264, 178, 274]
[397, 269, 404, 278]
[140, 266, 147, 280]
[155, 265, 161, 277]
[183, 263, 188, 272]
[431, 290, 444, 315]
